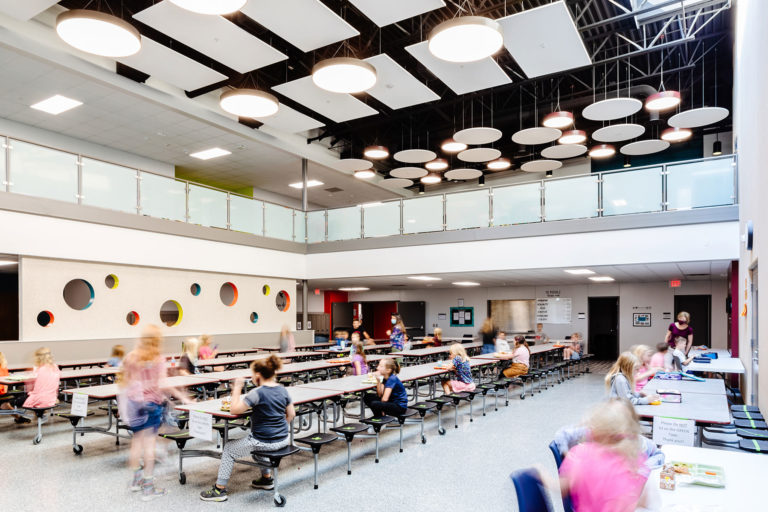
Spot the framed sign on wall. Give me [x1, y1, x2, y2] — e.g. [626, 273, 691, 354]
[450, 307, 474, 327]
[633, 313, 652, 327]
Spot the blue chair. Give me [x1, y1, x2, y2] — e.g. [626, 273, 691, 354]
[548, 441, 574, 512]
[509, 469, 554, 512]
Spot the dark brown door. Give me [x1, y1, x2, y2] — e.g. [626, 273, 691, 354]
[398, 301, 426, 338]
[673, 295, 712, 347]
[588, 297, 620, 360]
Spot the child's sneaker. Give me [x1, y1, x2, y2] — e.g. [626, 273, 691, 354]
[251, 476, 274, 489]
[200, 486, 229, 502]
[129, 469, 143, 492]
[140, 480, 167, 501]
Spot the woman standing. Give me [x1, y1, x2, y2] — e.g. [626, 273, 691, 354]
[479, 317, 498, 355]
[387, 314, 406, 352]
[664, 311, 693, 354]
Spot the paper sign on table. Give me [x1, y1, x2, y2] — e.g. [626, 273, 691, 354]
[70, 392, 89, 417]
[653, 416, 696, 446]
[189, 410, 213, 441]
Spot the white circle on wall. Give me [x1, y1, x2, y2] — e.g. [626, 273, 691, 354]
[334, 158, 372, 171]
[668, 107, 729, 128]
[445, 168, 483, 180]
[592, 123, 646, 142]
[582, 97, 643, 121]
[457, 147, 501, 162]
[521, 159, 563, 173]
[381, 178, 414, 188]
[453, 127, 503, 145]
[541, 144, 587, 159]
[390, 167, 427, 179]
[620, 139, 670, 155]
[511, 127, 562, 145]
[394, 149, 437, 163]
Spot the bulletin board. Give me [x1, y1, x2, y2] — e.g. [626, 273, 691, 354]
[450, 307, 474, 327]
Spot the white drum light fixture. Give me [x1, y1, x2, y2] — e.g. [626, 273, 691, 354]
[56, 10, 141, 57]
[645, 90, 681, 112]
[661, 127, 692, 143]
[588, 144, 616, 158]
[487, 158, 511, 171]
[441, 138, 468, 153]
[542, 111, 574, 129]
[169, 0, 247, 15]
[312, 57, 377, 94]
[428, 16, 503, 63]
[557, 129, 587, 145]
[354, 169, 375, 179]
[363, 145, 389, 159]
[421, 173, 442, 184]
[425, 158, 449, 171]
[220, 89, 279, 118]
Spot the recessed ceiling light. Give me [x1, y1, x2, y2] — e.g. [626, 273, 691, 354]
[56, 10, 141, 57]
[487, 158, 511, 171]
[589, 276, 615, 282]
[425, 158, 449, 171]
[645, 90, 681, 112]
[420, 173, 442, 184]
[354, 169, 375, 179]
[289, 180, 324, 189]
[428, 16, 503, 63]
[588, 144, 616, 158]
[30, 95, 83, 115]
[453, 281, 480, 286]
[219, 89, 279, 118]
[312, 57, 377, 94]
[408, 276, 441, 281]
[363, 145, 389, 159]
[169, 0, 247, 15]
[564, 269, 595, 275]
[441, 138, 468, 153]
[661, 127, 693, 143]
[339, 287, 370, 291]
[542, 111, 574, 129]
[190, 147, 231, 160]
[558, 130, 587, 145]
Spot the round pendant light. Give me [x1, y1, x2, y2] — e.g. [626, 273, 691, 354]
[420, 173, 442, 184]
[354, 169, 376, 179]
[582, 98, 643, 121]
[428, 16, 503, 63]
[425, 158, 449, 171]
[588, 144, 616, 158]
[620, 139, 670, 156]
[390, 167, 428, 179]
[712, 140, 723, 156]
[220, 89, 279, 118]
[558, 130, 587, 145]
[487, 158, 511, 171]
[453, 127, 502, 145]
[441, 138, 468, 153]
[592, 123, 645, 143]
[541, 144, 587, 159]
[521, 160, 562, 173]
[445, 168, 482, 180]
[511, 127, 562, 146]
[56, 10, 141, 57]
[661, 127, 692, 143]
[668, 106, 729, 128]
[394, 149, 436, 163]
[382, 178, 414, 188]
[169, 0, 247, 15]
[542, 111, 574, 129]
[645, 90, 681, 112]
[363, 145, 389, 159]
[312, 57, 377, 94]
[458, 147, 501, 163]
[334, 158, 373, 172]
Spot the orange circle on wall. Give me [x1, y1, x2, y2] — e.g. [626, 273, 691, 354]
[220, 282, 238, 306]
[276, 290, 290, 312]
[126, 311, 140, 326]
[37, 310, 54, 327]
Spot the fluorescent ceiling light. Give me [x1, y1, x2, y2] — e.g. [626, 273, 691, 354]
[420, 173, 442, 184]
[0, 261, 18, 267]
[220, 89, 279, 118]
[364, 145, 389, 159]
[190, 147, 231, 160]
[453, 281, 480, 286]
[542, 111, 574, 129]
[589, 276, 615, 282]
[289, 180, 324, 189]
[312, 57, 377, 94]
[408, 276, 441, 281]
[487, 158, 511, 171]
[56, 10, 141, 57]
[169, 0, 247, 15]
[30, 95, 82, 115]
[588, 144, 616, 158]
[354, 169, 375, 179]
[558, 130, 587, 145]
[425, 158, 449, 171]
[661, 127, 693, 143]
[441, 139, 467, 153]
[564, 269, 595, 275]
[428, 16, 503, 63]
[645, 90, 681, 112]
[339, 287, 369, 291]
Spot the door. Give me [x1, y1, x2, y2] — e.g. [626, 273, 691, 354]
[588, 297, 619, 360]
[751, 266, 759, 404]
[673, 295, 712, 348]
[397, 301, 426, 338]
[331, 302, 354, 333]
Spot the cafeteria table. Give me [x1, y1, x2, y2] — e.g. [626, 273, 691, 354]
[642, 377, 726, 396]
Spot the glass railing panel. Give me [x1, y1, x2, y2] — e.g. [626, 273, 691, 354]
[363, 201, 400, 238]
[602, 167, 663, 216]
[327, 206, 361, 241]
[139, 172, 187, 222]
[9, 139, 78, 203]
[667, 157, 735, 210]
[492, 182, 542, 225]
[446, 189, 490, 230]
[81, 158, 137, 214]
[0, 137, 6, 191]
[544, 175, 599, 221]
[403, 195, 443, 234]
[188, 184, 228, 229]
[294, 210, 306, 243]
[264, 202, 294, 241]
[307, 210, 325, 243]
[229, 195, 263, 235]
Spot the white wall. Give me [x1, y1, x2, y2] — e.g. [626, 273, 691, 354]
[350, 280, 728, 354]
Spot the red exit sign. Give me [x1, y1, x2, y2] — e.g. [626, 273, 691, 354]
[670, 280, 682, 288]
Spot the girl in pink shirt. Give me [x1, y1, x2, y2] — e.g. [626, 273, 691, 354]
[23, 347, 61, 408]
[559, 399, 652, 512]
[650, 342, 671, 371]
[632, 344, 662, 392]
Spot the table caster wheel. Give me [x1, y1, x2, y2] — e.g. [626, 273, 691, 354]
[274, 494, 286, 507]
[520, 395, 525, 400]
[33, 434, 42, 445]
[73, 444, 83, 455]
[179, 472, 186, 485]
[438, 427, 446, 436]
[421, 435, 427, 444]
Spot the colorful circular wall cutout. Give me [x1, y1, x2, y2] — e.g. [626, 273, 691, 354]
[37, 310, 54, 327]
[160, 300, 182, 327]
[262, 285, 271, 296]
[276, 291, 290, 312]
[220, 282, 238, 306]
[105, 274, 119, 289]
[63, 279, 94, 310]
[126, 311, 140, 326]
[250, 312, 259, 323]
[190, 283, 201, 296]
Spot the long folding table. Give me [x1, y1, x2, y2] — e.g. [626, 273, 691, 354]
[642, 377, 726, 396]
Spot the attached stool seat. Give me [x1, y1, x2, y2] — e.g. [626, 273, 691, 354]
[330, 423, 370, 475]
[411, 402, 437, 443]
[159, 430, 195, 484]
[735, 419, 767, 430]
[739, 438, 768, 454]
[294, 433, 338, 489]
[733, 411, 764, 421]
[55, 410, 96, 454]
[251, 445, 300, 507]
[23, 406, 56, 445]
[426, 396, 454, 435]
[393, 408, 419, 452]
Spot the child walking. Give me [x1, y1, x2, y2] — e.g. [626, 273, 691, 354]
[442, 343, 476, 393]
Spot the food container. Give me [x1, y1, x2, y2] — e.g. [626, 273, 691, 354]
[660, 464, 676, 490]
[221, 397, 232, 412]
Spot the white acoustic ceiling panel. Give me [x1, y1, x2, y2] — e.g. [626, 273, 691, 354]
[118, 38, 228, 91]
[405, 41, 511, 95]
[349, 0, 445, 27]
[498, 1, 591, 78]
[255, 104, 324, 133]
[272, 76, 377, 123]
[0, 0, 59, 21]
[364, 54, 440, 109]
[240, 0, 359, 52]
[133, 1, 286, 74]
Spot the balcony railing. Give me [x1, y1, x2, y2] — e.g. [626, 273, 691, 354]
[0, 134, 737, 245]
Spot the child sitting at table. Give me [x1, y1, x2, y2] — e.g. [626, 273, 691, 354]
[0, 351, 10, 407]
[557, 398, 655, 511]
[563, 332, 583, 360]
[671, 336, 695, 371]
[650, 342, 671, 371]
[107, 345, 125, 367]
[198, 334, 217, 360]
[495, 336, 531, 378]
[423, 327, 443, 347]
[494, 331, 510, 352]
[178, 338, 199, 376]
[200, 354, 295, 502]
[364, 357, 407, 418]
[350, 340, 368, 376]
[442, 343, 476, 394]
[606, 352, 659, 405]
[632, 345, 663, 392]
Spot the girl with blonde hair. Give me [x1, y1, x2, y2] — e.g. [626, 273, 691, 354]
[442, 343, 475, 393]
[605, 352, 659, 405]
[178, 337, 199, 376]
[631, 344, 662, 392]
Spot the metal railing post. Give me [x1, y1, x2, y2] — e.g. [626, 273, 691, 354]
[488, 187, 494, 227]
[135, 171, 141, 215]
[226, 193, 231, 230]
[3, 136, 9, 192]
[597, 173, 604, 217]
[76, 155, 83, 205]
[661, 163, 669, 211]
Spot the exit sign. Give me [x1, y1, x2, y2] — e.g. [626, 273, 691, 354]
[670, 280, 682, 288]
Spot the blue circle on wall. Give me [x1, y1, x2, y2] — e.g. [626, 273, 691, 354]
[191, 283, 201, 296]
[250, 312, 259, 323]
